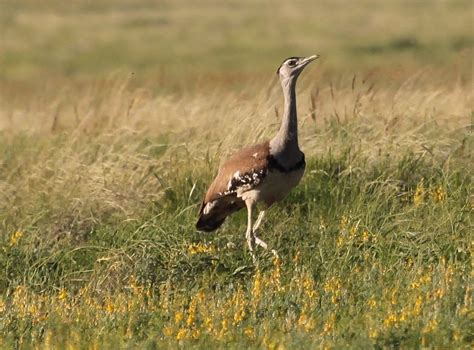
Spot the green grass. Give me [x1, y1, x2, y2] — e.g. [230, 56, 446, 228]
[0, 0, 472, 348]
[0, 83, 471, 347]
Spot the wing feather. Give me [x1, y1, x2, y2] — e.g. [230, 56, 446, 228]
[196, 142, 270, 231]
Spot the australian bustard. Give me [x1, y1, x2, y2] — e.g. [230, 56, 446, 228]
[196, 55, 319, 260]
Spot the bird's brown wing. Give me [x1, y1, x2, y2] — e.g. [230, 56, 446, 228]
[196, 142, 270, 232]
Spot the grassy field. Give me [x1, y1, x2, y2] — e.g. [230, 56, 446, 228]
[0, 0, 472, 348]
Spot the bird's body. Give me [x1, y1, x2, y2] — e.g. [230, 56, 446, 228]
[196, 55, 318, 260]
[196, 141, 305, 231]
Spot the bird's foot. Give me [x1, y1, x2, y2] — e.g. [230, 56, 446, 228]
[251, 252, 258, 265]
[255, 236, 279, 258]
[246, 232, 257, 264]
[254, 236, 267, 249]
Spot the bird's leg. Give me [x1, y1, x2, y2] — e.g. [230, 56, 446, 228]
[245, 199, 257, 263]
[252, 210, 279, 258]
[252, 210, 265, 232]
[253, 210, 269, 248]
[255, 236, 279, 258]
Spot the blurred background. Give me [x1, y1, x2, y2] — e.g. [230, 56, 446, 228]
[1, 0, 472, 96]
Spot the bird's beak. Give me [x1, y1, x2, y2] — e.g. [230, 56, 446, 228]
[300, 54, 319, 67]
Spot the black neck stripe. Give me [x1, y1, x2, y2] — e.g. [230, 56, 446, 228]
[267, 154, 305, 173]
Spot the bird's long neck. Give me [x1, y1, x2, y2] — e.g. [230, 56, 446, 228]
[270, 77, 299, 156]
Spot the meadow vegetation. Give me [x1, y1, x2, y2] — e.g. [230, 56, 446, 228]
[0, 0, 472, 348]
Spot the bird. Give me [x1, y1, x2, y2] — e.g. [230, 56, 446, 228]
[196, 55, 319, 261]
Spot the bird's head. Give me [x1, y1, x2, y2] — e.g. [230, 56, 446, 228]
[276, 55, 319, 82]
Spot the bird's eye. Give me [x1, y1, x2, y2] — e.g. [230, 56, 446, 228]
[287, 60, 296, 67]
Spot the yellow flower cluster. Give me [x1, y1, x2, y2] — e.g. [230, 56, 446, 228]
[431, 186, 447, 202]
[294, 270, 317, 332]
[413, 179, 447, 206]
[323, 313, 336, 334]
[422, 319, 438, 333]
[324, 276, 343, 305]
[9, 230, 24, 246]
[270, 256, 284, 292]
[3, 243, 466, 348]
[188, 242, 216, 255]
[252, 269, 263, 310]
[413, 179, 425, 206]
[232, 288, 246, 325]
[336, 216, 377, 248]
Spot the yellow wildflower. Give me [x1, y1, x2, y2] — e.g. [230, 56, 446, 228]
[389, 288, 398, 306]
[233, 306, 245, 325]
[413, 296, 423, 316]
[432, 288, 445, 299]
[399, 308, 409, 322]
[196, 290, 206, 302]
[271, 256, 284, 291]
[204, 317, 213, 333]
[219, 318, 228, 339]
[175, 311, 184, 324]
[431, 186, 446, 202]
[413, 179, 424, 206]
[58, 288, 68, 301]
[323, 314, 336, 334]
[188, 243, 216, 255]
[186, 304, 196, 327]
[349, 226, 357, 239]
[383, 313, 398, 328]
[298, 313, 308, 328]
[324, 277, 342, 293]
[105, 299, 115, 314]
[176, 328, 187, 340]
[191, 328, 200, 340]
[9, 231, 24, 246]
[368, 327, 378, 339]
[262, 333, 277, 350]
[244, 327, 255, 338]
[362, 230, 370, 243]
[252, 270, 263, 307]
[44, 330, 52, 349]
[163, 325, 173, 337]
[458, 306, 469, 316]
[339, 215, 349, 230]
[304, 317, 316, 332]
[367, 298, 377, 309]
[423, 319, 438, 333]
[302, 275, 316, 298]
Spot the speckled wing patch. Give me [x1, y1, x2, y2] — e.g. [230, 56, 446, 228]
[226, 168, 267, 195]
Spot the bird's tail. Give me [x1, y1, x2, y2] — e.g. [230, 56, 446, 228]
[195, 214, 226, 232]
[196, 198, 244, 232]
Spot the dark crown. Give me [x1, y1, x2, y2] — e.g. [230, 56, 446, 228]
[276, 56, 302, 74]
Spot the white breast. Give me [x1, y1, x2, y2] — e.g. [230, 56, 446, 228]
[238, 168, 305, 206]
